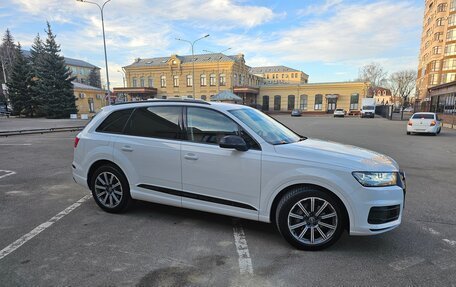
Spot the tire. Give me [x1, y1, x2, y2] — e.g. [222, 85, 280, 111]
[406, 132, 411, 135]
[437, 128, 441, 134]
[275, 186, 345, 251]
[90, 164, 132, 213]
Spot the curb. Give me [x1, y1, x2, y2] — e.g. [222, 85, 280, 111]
[0, 126, 85, 137]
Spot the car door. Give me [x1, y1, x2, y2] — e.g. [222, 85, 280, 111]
[112, 105, 183, 208]
[181, 106, 261, 220]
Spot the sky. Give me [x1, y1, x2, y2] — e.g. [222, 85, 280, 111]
[0, 0, 424, 88]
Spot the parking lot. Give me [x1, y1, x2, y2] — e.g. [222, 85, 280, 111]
[1, 115, 455, 286]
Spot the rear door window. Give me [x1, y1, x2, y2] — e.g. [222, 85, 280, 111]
[96, 108, 133, 134]
[412, 113, 434, 119]
[124, 106, 182, 140]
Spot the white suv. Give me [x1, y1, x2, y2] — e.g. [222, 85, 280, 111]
[73, 100, 405, 250]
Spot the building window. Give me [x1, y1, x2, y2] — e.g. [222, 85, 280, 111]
[437, 3, 447, 12]
[443, 58, 456, 70]
[219, 73, 226, 86]
[186, 75, 193, 87]
[299, 94, 308, 110]
[173, 75, 179, 87]
[140, 77, 145, 87]
[262, 95, 269, 111]
[445, 43, 456, 56]
[429, 74, 439, 85]
[314, 94, 323, 110]
[160, 75, 166, 88]
[287, 95, 295, 111]
[449, 14, 456, 26]
[451, 0, 456, 11]
[448, 29, 456, 41]
[162, 95, 167, 99]
[431, 60, 441, 71]
[274, 95, 281, 111]
[148, 77, 153, 87]
[440, 73, 456, 84]
[350, 93, 359, 110]
[426, 28, 432, 37]
[200, 74, 207, 86]
[132, 77, 137, 87]
[201, 95, 207, 101]
[210, 73, 216, 86]
[88, 98, 95, 113]
[436, 18, 444, 26]
[433, 46, 442, 55]
[434, 32, 443, 41]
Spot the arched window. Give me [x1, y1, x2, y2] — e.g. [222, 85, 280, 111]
[219, 73, 226, 86]
[314, 94, 323, 110]
[299, 94, 308, 110]
[160, 75, 166, 88]
[288, 95, 295, 110]
[173, 75, 179, 87]
[186, 75, 193, 87]
[274, 95, 281, 111]
[140, 77, 145, 87]
[262, 95, 269, 111]
[132, 77, 137, 87]
[210, 74, 216, 86]
[200, 74, 207, 86]
[148, 77, 153, 87]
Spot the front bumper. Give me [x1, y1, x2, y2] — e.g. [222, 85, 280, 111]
[349, 171, 406, 236]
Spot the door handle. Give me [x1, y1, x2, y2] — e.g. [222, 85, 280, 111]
[121, 145, 134, 152]
[184, 153, 198, 160]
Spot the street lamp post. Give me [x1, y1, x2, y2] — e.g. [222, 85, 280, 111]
[203, 48, 231, 94]
[76, 0, 112, 104]
[176, 34, 209, 98]
[117, 69, 125, 87]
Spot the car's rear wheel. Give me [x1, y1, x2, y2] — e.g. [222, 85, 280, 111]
[275, 186, 344, 250]
[90, 165, 132, 213]
[406, 132, 411, 135]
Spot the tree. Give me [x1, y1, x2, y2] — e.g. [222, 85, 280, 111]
[388, 69, 417, 120]
[0, 29, 18, 84]
[36, 22, 77, 118]
[7, 44, 35, 117]
[358, 62, 388, 96]
[88, 67, 101, 88]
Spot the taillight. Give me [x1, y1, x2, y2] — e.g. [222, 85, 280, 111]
[430, 120, 436, 126]
[408, 121, 412, 126]
[74, 136, 80, 148]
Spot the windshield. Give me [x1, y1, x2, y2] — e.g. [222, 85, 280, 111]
[363, 106, 375, 110]
[229, 108, 302, 145]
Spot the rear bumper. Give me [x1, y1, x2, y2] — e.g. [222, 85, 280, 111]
[72, 161, 89, 189]
[407, 125, 439, 133]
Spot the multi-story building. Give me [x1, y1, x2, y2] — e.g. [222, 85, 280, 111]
[417, 0, 456, 101]
[22, 50, 101, 86]
[250, 66, 308, 85]
[115, 52, 367, 114]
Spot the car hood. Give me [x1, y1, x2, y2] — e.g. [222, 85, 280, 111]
[274, 138, 399, 171]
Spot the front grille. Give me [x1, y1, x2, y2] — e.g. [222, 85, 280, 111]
[368, 205, 400, 224]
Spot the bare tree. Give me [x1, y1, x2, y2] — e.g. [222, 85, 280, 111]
[388, 69, 417, 120]
[358, 62, 388, 96]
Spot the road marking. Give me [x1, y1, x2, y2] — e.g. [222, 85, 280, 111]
[232, 220, 253, 275]
[0, 194, 91, 261]
[422, 227, 441, 236]
[443, 239, 456, 247]
[389, 256, 425, 271]
[0, 144, 32, 146]
[0, 170, 16, 179]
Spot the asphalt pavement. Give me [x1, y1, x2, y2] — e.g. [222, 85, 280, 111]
[0, 115, 455, 286]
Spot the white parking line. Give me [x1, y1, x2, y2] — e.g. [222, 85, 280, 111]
[443, 239, 456, 247]
[0, 144, 32, 146]
[0, 170, 16, 179]
[232, 220, 253, 275]
[0, 194, 91, 260]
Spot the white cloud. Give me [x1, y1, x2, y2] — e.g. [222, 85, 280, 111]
[297, 0, 343, 16]
[220, 1, 421, 73]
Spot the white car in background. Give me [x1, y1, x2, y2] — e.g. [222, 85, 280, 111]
[407, 112, 442, 136]
[73, 100, 406, 250]
[333, 109, 345, 117]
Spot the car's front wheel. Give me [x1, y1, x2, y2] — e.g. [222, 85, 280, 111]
[90, 165, 132, 213]
[275, 186, 344, 250]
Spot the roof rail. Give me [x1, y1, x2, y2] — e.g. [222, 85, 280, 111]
[113, 99, 211, 106]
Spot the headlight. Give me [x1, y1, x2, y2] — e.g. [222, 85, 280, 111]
[352, 172, 398, 187]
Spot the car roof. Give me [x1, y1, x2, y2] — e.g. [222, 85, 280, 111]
[103, 100, 253, 113]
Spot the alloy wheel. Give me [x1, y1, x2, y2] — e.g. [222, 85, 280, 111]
[94, 171, 123, 208]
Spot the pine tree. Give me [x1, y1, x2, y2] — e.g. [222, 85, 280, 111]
[29, 33, 46, 115]
[7, 44, 35, 117]
[88, 67, 101, 88]
[37, 22, 77, 118]
[0, 29, 18, 84]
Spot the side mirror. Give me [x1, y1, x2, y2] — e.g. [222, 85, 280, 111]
[219, 135, 248, 151]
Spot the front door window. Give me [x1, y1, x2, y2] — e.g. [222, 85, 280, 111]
[327, 98, 337, 112]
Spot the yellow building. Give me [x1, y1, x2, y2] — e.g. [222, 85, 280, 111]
[116, 52, 367, 114]
[250, 66, 308, 85]
[417, 0, 456, 101]
[73, 81, 106, 116]
[258, 82, 366, 113]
